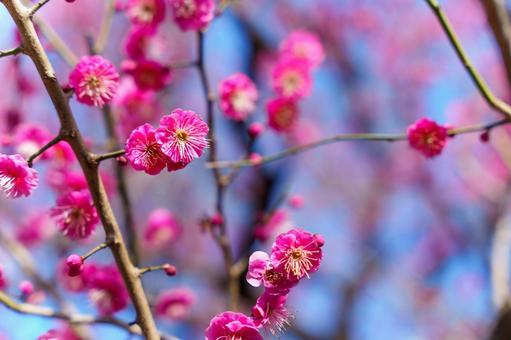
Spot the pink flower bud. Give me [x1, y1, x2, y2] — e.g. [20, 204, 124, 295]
[248, 122, 264, 138]
[66, 254, 84, 277]
[211, 213, 223, 227]
[116, 155, 128, 166]
[163, 264, 177, 276]
[288, 194, 304, 209]
[249, 153, 263, 166]
[19, 280, 34, 296]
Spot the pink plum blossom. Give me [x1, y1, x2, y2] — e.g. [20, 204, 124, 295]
[126, 0, 166, 28]
[407, 117, 448, 158]
[270, 229, 324, 281]
[144, 208, 182, 248]
[69, 55, 119, 108]
[252, 291, 291, 335]
[122, 59, 172, 91]
[125, 123, 170, 175]
[267, 97, 299, 132]
[271, 58, 312, 100]
[51, 190, 99, 240]
[155, 287, 196, 321]
[88, 265, 129, 316]
[218, 73, 258, 121]
[205, 311, 263, 340]
[0, 153, 39, 198]
[246, 251, 296, 293]
[155, 108, 209, 164]
[279, 30, 325, 69]
[170, 0, 215, 31]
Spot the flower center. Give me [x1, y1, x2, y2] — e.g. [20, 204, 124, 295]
[282, 71, 302, 96]
[84, 75, 103, 94]
[175, 129, 189, 142]
[176, 0, 196, 18]
[231, 90, 254, 113]
[274, 106, 294, 128]
[284, 246, 315, 278]
[264, 268, 283, 285]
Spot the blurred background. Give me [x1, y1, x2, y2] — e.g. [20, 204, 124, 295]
[1, 0, 511, 339]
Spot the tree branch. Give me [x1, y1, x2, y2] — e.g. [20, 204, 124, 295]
[1, 1, 159, 338]
[197, 31, 239, 310]
[28, 0, 50, 17]
[425, 0, 511, 117]
[94, 149, 126, 163]
[207, 118, 510, 169]
[0, 291, 142, 335]
[480, 0, 511, 87]
[27, 133, 63, 167]
[0, 46, 22, 58]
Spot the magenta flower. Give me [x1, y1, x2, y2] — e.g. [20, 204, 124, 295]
[88, 265, 129, 316]
[155, 287, 196, 321]
[156, 109, 209, 164]
[122, 59, 172, 91]
[407, 117, 448, 158]
[13, 123, 52, 160]
[0, 153, 39, 198]
[205, 311, 263, 340]
[271, 58, 312, 100]
[279, 30, 325, 69]
[16, 212, 54, 248]
[0, 265, 7, 291]
[123, 26, 156, 60]
[246, 251, 296, 293]
[144, 208, 182, 249]
[58, 260, 97, 293]
[51, 190, 99, 240]
[267, 97, 299, 132]
[126, 0, 166, 28]
[270, 229, 324, 281]
[252, 291, 291, 335]
[66, 254, 84, 277]
[125, 123, 170, 175]
[69, 55, 120, 108]
[218, 73, 258, 121]
[113, 79, 159, 136]
[170, 0, 215, 31]
[254, 209, 292, 242]
[38, 327, 80, 340]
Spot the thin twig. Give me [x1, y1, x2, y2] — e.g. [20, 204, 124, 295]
[480, 0, 511, 86]
[0, 46, 22, 58]
[82, 242, 109, 260]
[197, 31, 239, 310]
[171, 59, 198, 69]
[93, 0, 116, 54]
[0, 291, 141, 335]
[28, 0, 50, 17]
[139, 264, 167, 276]
[27, 133, 63, 167]
[425, 0, 511, 118]
[207, 119, 510, 169]
[94, 149, 126, 163]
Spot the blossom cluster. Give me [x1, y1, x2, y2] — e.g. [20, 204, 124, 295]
[59, 261, 129, 316]
[267, 31, 325, 132]
[205, 228, 324, 338]
[125, 108, 209, 175]
[117, 0, 216, 136]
